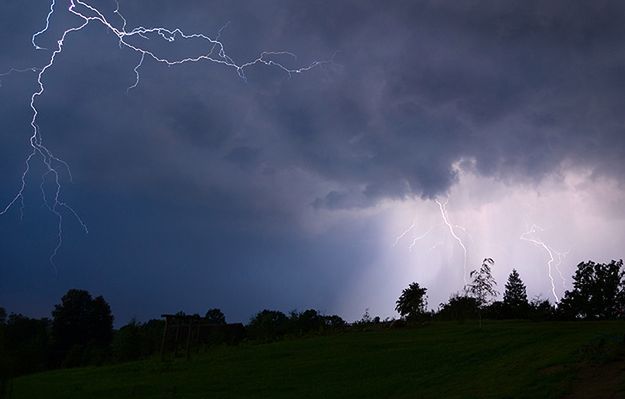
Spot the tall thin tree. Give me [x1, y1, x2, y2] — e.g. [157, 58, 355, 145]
[466, 258, 499, 328]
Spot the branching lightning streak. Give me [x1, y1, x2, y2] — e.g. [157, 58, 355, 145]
[0, 67, 40, 88]
[394, 200, 469, 282]
[127, 52, 144, 93]
[408, 225, 437, 252]
[554, 250, 569, 288]
[435, 198, 469, 283]
[32, 0, 56, 50]
[2, 11, 91, 272]
[113, 0, 127, 33]
[1, 0, 327, 270]
[520, 224, 567, 303]
[392, 218, 437, 251]
[393, 222, 416, 247]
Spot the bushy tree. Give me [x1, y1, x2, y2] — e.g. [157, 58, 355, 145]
[112, 318, 165, 361]
[466, 258, 499, 327]
[291, 309, 325, 334]
[205, 308, 226, 325]
[111, 320, 142, 362]
[558, 260, 625, 320]
[436, 294, 479, 322]
[395, 282, 428, 321]
[1, 314, 50, 376]
[528, 297, 556, 321]
[503, 269, 529, 318]
[322, 315, 346, 329]
[248, 310, 289, 341]
[52, 289, 114, 365]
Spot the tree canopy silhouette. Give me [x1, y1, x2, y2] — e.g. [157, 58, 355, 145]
[558, 260, 625, 320]
[395, 282, 428, 321]
[291, 309, 325, 334]
[51, 289, 114, 364]
[437, 294, 479, 321]
[248, 310, 289, 341]
[1, 314, 50, 376]
[205, 308, 226, 325]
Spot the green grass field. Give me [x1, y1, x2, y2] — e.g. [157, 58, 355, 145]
[8, 321, 625, 399]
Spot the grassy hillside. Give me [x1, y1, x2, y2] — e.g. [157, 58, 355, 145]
[8, 321, 625, 399]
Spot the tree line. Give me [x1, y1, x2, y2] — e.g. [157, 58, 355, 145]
[0, 291, 348, 381]
[396, 259, 625, 323]
[0, 259, 623, 383]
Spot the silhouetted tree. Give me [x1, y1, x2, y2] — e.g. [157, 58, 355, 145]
[436, 294, 479, 322]
[291, 309, 325, 334]
[1, 314, 50, 376]
[111, 319, 142, 362]
[358, 309, 372, 324]
[323, 315, 346, 329]
[205, 308, 226, 325]
[466, 258, 499, 327]
[51, 289, 114, 366]
[395, 282, 428, 321]
[503, 269, 529, 318]
[248, 310, 289, 341]
[110, 318, 164, 361]
[528, 296, 556, 321]
[0, 307, 6, 325]
[558, 260, 625, 320]
[139, 319, 166, 353]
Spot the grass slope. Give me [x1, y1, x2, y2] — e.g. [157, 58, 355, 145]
[9, 321, 625, 399]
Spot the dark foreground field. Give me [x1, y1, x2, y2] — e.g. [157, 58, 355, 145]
[8, 321, 625, 399]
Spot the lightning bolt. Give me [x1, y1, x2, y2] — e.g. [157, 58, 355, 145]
[435, 198, 469, 283]
[1, 0, 328, 271]
[393, 221, 416, 247]
[32, 0, 56, 50]
[0, 67, 40, 88]
[520, 224, 567, 303]
[394, 198, 469, 283]
[554, 250, 569, 288]
[393, 219, 437, 251]
[408, 225, 437, 252]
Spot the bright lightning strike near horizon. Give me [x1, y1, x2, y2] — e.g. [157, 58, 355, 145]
[436, 198, 469, 284]
[520, 224, 568, 303]
[0, 0, 327, 272]
[393, 198, 469, 284]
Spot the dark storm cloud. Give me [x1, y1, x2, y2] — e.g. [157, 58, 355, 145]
[280, 0, 625, 205]
[2, 0, 625, 321]
[107, 0, 625, 209]
[4, 0, 621, 208]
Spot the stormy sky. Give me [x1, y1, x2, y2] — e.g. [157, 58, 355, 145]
[1, 0, 625, 324]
